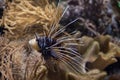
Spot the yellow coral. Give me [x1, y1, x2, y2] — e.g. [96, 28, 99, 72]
[3, 0, 62, 39]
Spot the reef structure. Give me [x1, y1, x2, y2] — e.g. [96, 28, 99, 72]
[0, 0, 120, 80]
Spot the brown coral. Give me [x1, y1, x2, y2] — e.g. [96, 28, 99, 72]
[0, 36, 46, 80]
[67, 69, 106, 80]
[2, 0, 62, 39]
[75, 35, 120, 71]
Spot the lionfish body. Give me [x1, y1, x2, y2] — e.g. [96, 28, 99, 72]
[36, 35, 59, 60]
[29, 0, 86, 74]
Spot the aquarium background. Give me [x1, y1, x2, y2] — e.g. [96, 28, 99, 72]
[0, 0, 120, 80]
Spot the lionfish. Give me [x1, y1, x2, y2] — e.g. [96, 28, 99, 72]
[29, 0, 87, 74]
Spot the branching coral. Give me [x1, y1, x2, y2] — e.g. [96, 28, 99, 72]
[0, 37, 15, 80]
[0, 36, 47, 80]
[2, 0, 62, 39]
